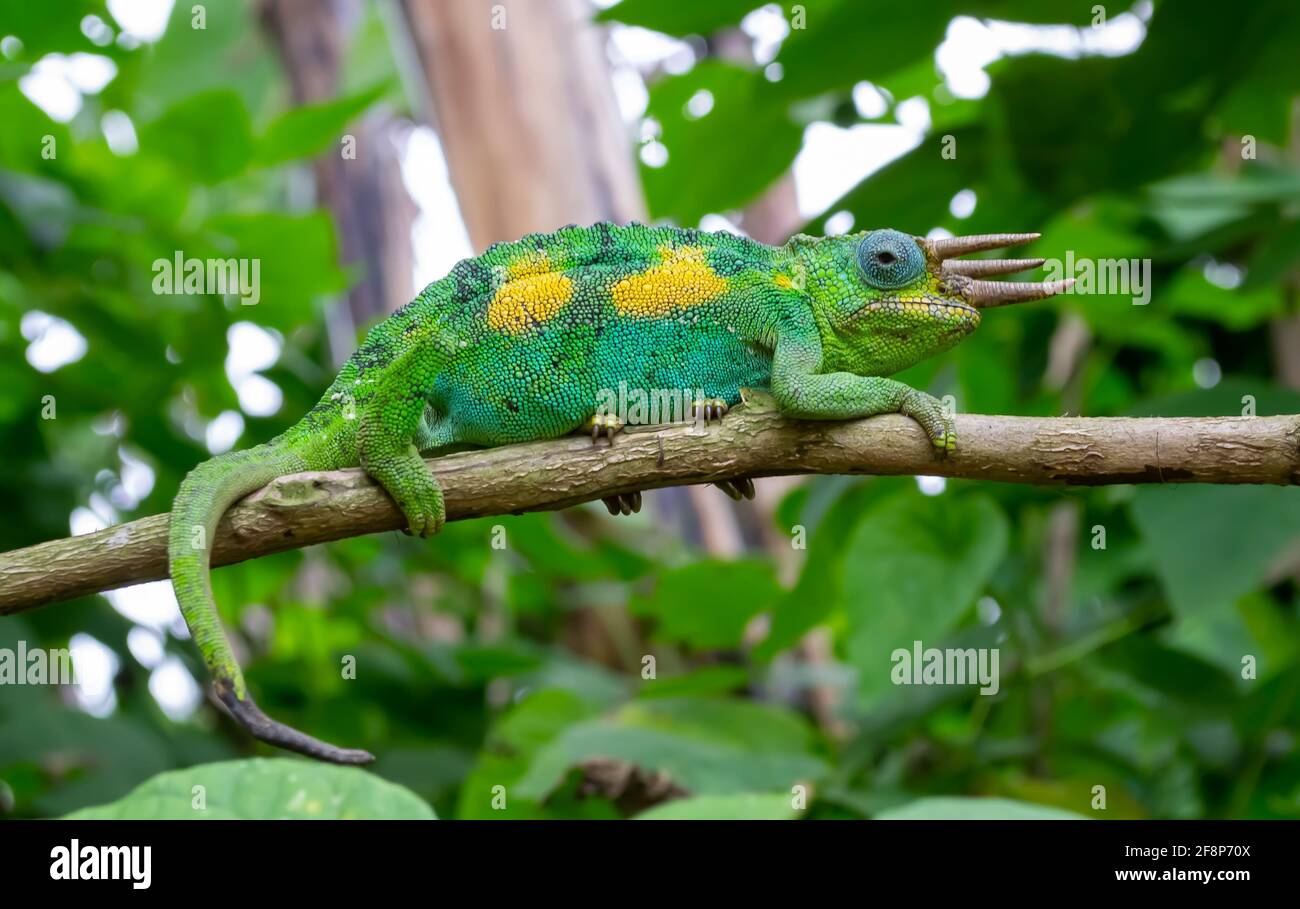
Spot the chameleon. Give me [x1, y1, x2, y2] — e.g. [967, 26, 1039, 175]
[168, 222, 1070, 764]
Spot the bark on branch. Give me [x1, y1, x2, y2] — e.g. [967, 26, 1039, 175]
[2, 407, 1297, 615]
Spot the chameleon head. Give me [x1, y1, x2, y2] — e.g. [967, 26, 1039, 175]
[801, 228, 1072, 377]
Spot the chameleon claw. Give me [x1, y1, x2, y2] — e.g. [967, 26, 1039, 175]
[932, 430, 957, 459]
[584, 412, 625, 445]
[601, 491, 642, 516]
[215, 679, 374, 765]
[712, 477, 756, 501]
[690, 397, 729, 425]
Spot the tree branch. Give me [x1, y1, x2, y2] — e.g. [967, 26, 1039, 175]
[2, 407, 1297, 615]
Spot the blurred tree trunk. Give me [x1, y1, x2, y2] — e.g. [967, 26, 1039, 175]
[257, 0, 416, 345]
[400, 0, 644, 247]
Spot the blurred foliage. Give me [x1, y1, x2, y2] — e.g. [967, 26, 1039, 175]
[1, 0, 1299, 821]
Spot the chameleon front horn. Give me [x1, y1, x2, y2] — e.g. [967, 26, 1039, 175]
[962, 278, 1075, 309]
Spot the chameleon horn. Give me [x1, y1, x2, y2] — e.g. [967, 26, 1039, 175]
[965, 278, 1075, 309]
[942, 257, 1046, 277]
[925, 232, 1040, 259]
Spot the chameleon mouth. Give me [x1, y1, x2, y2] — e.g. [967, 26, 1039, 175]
[925, 232, 1074, 310]
[865, 298, 978, 319]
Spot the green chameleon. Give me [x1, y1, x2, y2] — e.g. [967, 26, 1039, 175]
[169, 222, 1068, 763]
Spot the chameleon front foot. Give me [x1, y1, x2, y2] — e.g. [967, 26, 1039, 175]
[584, 412, 625, 445]
[214, 679, 374, 765]
[900, 389, 957, 458]
[602, 490, 642, 516]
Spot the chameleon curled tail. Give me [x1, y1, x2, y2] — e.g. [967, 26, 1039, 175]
[167, 442, 374, 764]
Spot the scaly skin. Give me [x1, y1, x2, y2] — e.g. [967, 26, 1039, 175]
[169, 221, 1059, 762]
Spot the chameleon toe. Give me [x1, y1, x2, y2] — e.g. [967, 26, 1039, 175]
[712, 477, 756, 501]
[690, 397, 730, 425]
[601, 491, 642, 516]
[584, 412, 625, 445]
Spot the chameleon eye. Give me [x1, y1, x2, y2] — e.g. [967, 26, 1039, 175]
[857, 229, 925, 290]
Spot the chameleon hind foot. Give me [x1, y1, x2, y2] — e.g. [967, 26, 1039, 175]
[602, 490, 642, 516]
[214, 679, 374, 765]
[601, 480, 753, 518]
[584, 412, 625, 445]
[713, 477, 756, 501]
[363, 445, 446, 537]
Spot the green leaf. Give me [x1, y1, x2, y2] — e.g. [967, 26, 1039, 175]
[841, 491, 1009, 702]
[756, 479, 884, 660]
[0, 83, 74, 176]
[255, 83, 390, 167]
[1130, 486, 1300, 618]
[636, 664, 750, 699]
[125, 0, 278, 117]
[636, 792, 800, 820]
[0, 0, 128, 62]
[1097, 636, 1241, 711]
[631, 558, 781, 649]
[456, 688, 603, 819]
[877, 796, 1087, 820]
[773, 0, 1096, 101]
[772, 0, 953, 100]
[805, 126, 993, 237]
[1126, 380, 1300, 419]
[137, 89, 255, 184]
[594, 0, 760, 36]
[642, 61, 802, 224]
[515, 698, 825, 799]
[64, 758, 436, 819]
[1159, 265, 1283, 330]
[197, 211, 349, 330]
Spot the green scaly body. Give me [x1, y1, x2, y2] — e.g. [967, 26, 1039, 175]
[170, 221, 1054, 762]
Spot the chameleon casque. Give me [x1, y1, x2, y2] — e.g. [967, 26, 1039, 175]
[169, 222, 1069, 764]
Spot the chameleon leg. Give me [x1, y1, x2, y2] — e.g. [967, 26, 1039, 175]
[592, 400, 753, 515]
[773, 336, 956, 455]
[778, 372, 955, 454]
[688, 397, 758, 502]
[578, 411, 637, 513]
[359, 393, 446, 537]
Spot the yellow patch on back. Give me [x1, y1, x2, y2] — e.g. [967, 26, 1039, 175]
[488, 269, 574, 334]
[773, 274, 794, 290]
[506, 249, 554, 279]
[611, 245, 728, 317]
